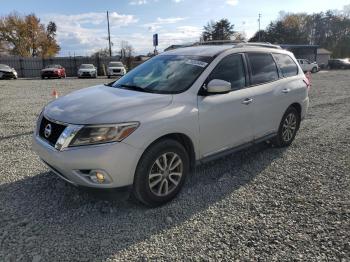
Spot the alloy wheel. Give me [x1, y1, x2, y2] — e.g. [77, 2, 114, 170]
[148, 152, 183, 197]
[282, 113, 297, 142]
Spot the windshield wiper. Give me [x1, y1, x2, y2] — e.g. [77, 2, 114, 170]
[119, 84, 153, 93]
[104, 80, 116, 87]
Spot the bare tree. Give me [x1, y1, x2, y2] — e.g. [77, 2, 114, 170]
[120, 40, 134, 70]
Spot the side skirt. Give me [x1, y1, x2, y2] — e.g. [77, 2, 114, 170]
[196, 133, 277, 165]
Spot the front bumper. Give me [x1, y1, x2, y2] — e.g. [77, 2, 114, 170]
[78, 71, 96, 78]
[0, 71, 16, 79]
[108, 71, 125, 76]
[32, 134, 142, 188]
[42, 71, 59, 77]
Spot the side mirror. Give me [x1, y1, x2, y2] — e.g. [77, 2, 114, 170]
[206, 79, 231, 94]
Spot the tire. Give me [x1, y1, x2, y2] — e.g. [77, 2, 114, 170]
[311, 67, 317, 73]
[133, 139, 189, 207]
[107, 75, 111, 79]
[272, 106, 300, 148]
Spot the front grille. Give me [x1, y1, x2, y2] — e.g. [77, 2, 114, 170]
[42, 71, 57, 76]
[39, 117, 66, 146]
[1, 71, 14, 78]
[113, 69, 121, 73]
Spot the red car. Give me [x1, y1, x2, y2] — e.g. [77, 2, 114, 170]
[41, 64, 66, 79]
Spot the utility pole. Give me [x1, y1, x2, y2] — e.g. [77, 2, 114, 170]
[258, 13, 261, 42]
[107, 11, 112, 57]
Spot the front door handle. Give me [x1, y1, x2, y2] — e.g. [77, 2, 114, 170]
[242, 98, 253, 105]
[282, 88, 291, 93]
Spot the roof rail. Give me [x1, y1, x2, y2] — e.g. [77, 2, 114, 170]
[235, 42, 282, 49]
[195, 40, 247, 46]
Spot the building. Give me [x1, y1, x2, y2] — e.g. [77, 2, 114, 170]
[279, 44, 319, 62]
[317, 48, 332, 67]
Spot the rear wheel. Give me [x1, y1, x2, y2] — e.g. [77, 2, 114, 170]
[273, 107, 300, 147]
[133, 139, 189, 207]
[311, 67, 317, 73]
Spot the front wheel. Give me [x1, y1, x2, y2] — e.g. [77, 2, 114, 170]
[272, 107, 300, 147]
[133, 139, 189, 207]
[311, 67, 317, 73]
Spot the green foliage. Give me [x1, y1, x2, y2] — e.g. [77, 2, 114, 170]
[202, 19, 235, 41]
[249, 10, 350, 58]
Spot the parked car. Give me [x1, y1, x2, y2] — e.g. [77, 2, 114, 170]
[33, 44, 309, 206]
[41, 65, 66, 79]
[297, 59, 319, 73]
[0, 64, 18, 79]
[107, 61, 126, 78]
[78, 64, 97, 78]
[328, 58, 350, 69]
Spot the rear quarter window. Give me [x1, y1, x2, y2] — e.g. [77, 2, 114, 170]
[246, 53, 279, 85]
[273, 53, 298, 77]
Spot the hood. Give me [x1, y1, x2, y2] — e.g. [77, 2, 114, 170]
[0, 67, 14, 73]
[108, 66, 124, 70]
[42, 68, 59, 72]
[44, 85, 173, 125]
[79, 68, 96, 72]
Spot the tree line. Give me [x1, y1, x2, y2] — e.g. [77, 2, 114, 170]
[202, 9, 350, 58]
[249, 10, 350, 57]
[0, 13, 60, 58]
[1, 9, 349, 58]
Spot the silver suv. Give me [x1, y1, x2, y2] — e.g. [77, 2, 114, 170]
[33, 43, 310, 206]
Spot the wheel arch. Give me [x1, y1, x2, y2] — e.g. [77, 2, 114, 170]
[141, 133, 196, 171]
[289, 102, 302, 129]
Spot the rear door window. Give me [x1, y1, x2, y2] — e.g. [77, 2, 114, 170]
[273, 53, 298, 77]
[207, 54, 246, 91]
[246, 53, 279, 85]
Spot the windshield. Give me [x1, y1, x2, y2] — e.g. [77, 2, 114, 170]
[112, 55, 212, 94]
[46, 64, 60, 69]
[80, 64, 94, 69]
[0, 64, 11, 70]
[109, 62, 123, 67]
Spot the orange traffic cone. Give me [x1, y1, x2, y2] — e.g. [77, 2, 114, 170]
[305, 71, 312, 87]
[51, 88, 58, 99]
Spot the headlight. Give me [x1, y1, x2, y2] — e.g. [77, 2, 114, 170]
[69, 122, 139, 147]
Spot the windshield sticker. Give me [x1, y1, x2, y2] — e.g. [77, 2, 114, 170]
[185, 60, 208, 68]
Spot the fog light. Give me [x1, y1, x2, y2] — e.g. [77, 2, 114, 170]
[90, 171, 105, 184]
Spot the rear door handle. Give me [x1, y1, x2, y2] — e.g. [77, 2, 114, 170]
[242, 98, 253, 105]
[282, 88, 291, 93]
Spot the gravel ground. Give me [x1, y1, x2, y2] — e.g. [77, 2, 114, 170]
[0, 72, 349, 261]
